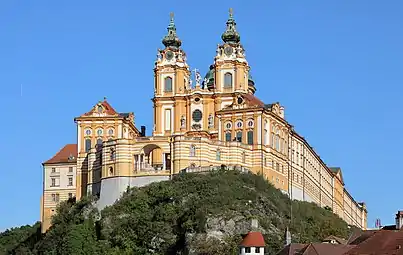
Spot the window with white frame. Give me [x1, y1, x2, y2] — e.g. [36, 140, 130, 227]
[190, 145, 196, 157]
[224, 72, 233, 88]
[164, 76, 173, 92]
[216, 150, 221, 161]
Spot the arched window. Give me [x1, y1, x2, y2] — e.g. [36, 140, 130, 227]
[236, 131, 242, 142]
[164, 77, 172, 92]
[85, 139, 91, 152]
[225, 132, 232, 142]
[264, 129, 268, 145]
[247, 130, 254, 145]
[216, 150, 221, 161]
[109, 167, 114, 176]
[96, 138, 103, 149]
[110, 148, 116, 161]
[275, 128, 280, 151]
[224, 72, 232, 88]
[190, 145, 196, 157]
[242, 152, 246, 163]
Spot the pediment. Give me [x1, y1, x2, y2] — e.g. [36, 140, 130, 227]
[81, 99, 118, 117]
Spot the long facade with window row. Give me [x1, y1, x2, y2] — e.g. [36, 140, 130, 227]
[40, 10, 367, 233]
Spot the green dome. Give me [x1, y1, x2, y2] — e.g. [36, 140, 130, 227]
[203, 65, 215, 89]
[248, 72, 255, 85]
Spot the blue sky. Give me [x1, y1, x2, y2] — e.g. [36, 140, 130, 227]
[1, 0, 402, 231]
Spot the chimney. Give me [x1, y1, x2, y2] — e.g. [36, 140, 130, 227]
[140, 126, 146, 137]
[284, 227, 291, 246]
[251, 219, 259, 231]
[396, 211, 403, 230]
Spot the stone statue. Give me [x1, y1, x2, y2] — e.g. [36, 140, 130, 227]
[189, 79, 193, 88]
[195, 71, 201, 85]
[203, 77, 208, 89]
[157, 51, 162, 61]
[208, 114, 214, 128]
[216, 44, 221, 57]
[180, 115, 186, 128]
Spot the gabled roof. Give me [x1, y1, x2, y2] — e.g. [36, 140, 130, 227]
[240, 231, 265, 247]
[329, 167, 344, 184]
[300, 243, 354, 255]
[43, 144, 77, 165]
[323, 235, 347, 245]
[243, 94, 265, 108]
[345, 230, 403, 255]
[81, 99, 118, 117]
[278, 243, 354, 255]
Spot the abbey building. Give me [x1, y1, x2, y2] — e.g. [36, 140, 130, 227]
[40, 10, 367, 233]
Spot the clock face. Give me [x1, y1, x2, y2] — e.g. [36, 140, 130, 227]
[192, 109, 203, 122]
[224, 46, 233, 56]
[166, 51, 174, 60]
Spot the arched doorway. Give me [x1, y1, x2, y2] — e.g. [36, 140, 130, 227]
[134, 144, 169, 172]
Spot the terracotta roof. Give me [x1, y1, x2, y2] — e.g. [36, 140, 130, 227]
[240, 232, 265, 247]
[301, 243, 354, 255]
[82, 99, 118, 116]
[277, 243, 307, 255]
[344, 230, 403, 255]
[323, 235, 347, 245]
[43, 144, 77, 165]
[278, 243, 354, 255]
[243, 94, 265, 108]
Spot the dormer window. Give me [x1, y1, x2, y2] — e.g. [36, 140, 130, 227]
[164, 77, 173, 92]
[224, 72, 232, 88]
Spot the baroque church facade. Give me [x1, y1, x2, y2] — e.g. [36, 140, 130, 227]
[40, 10, 367, 233]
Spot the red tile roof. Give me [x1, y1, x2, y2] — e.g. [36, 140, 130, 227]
[43, 144, 77, 165]
[243, 94, 265, 108]
[345, 230, 403, 255]
[240, 232, 265, 247]
[82, 99, 118, 116]
[301, 243, 354, 255]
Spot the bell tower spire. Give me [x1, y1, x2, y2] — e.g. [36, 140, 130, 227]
[162, 12, 182, 49]
[211, 8, 253, 95]
[153, 12, 190, 136]
[221, 8, 241, 44]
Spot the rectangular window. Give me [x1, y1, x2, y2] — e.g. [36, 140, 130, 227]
[165, 109, 171, 131]
[68, 167, 73, 172]
[164, 77, 173, 92]
[247, 131, 253, 145]
[225, 132, 231, 142]
[236, 132, 242, 143]
[276, 163, 280, 172]
[51, 178, 56, 187]
[255, 247, 260, 253]
[85, 139, 91, 152]
[68, 177, 73, 186]
[216, 150, 221, 161]
[51, 167, 56, 173]
[245, 247, 251, 253]
[224, 72, 233, 88]
[52, 193, 60, 202]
